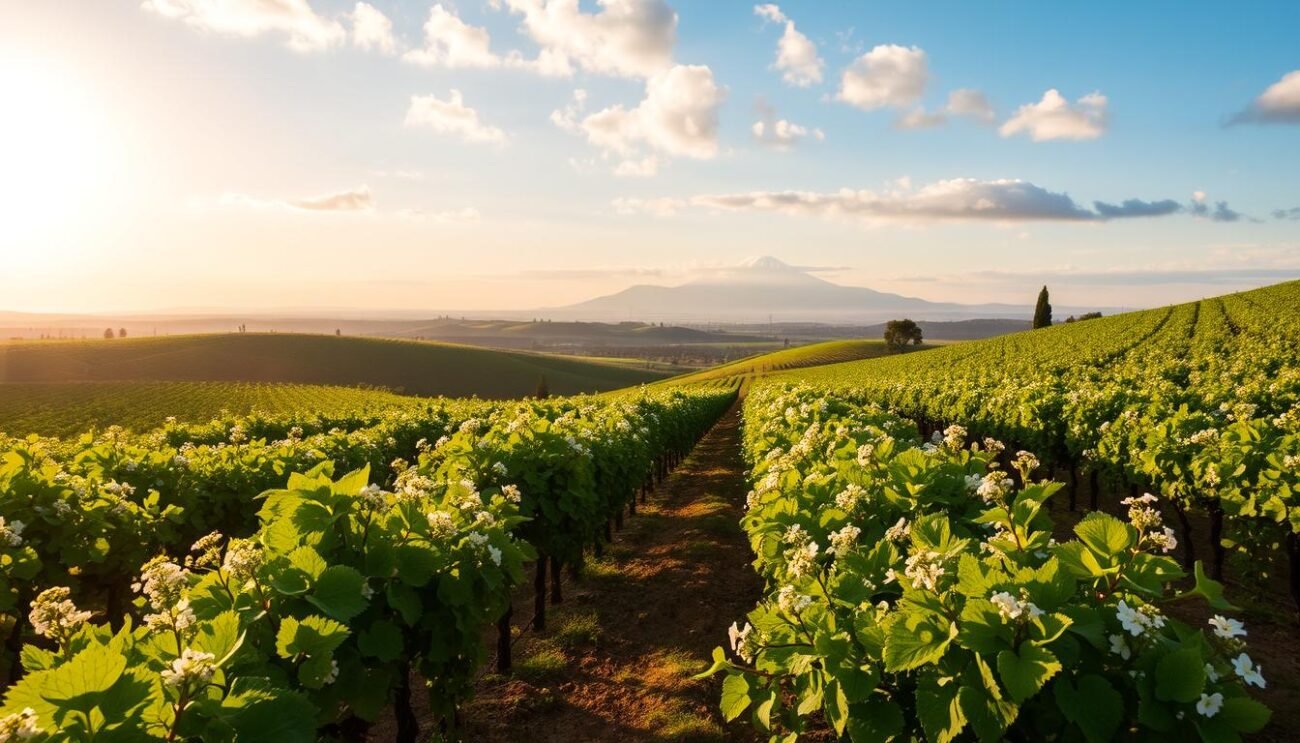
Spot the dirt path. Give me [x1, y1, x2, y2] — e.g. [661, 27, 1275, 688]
[459, 403, 762, 742]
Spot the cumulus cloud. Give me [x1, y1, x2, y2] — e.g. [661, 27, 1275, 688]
[403, 4, 501, 68]
[837, 45, 928, 111]
[894, 89, 995, 130]
[945, 88, 996, 123]
[754, 4, 823, 87]
[1230, 70, 1300, 125]
[1092, 198, 1183, 219]
[894, 107, 947, 130]
[753, 118, 824, 148]
[752, 100, 823, 149]
[1000, 89, 1108, 141]
[404, 90, 507, 145]
[349, 2, 396, 54]
[141, 0, 346, 52]
[500, 0, 677, 79]
[566, 64, 723, 162]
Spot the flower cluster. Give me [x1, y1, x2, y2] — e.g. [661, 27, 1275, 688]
[1115, 599, 1166, 637]
[0, 708, 41, 741]
[28, 587, 93, 646]
[989, 589, 1043, 622]
[160, 648, 216, 690]
[0, 516, 25, 548]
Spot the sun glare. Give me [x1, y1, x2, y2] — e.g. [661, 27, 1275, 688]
[0, 53, 122, 259]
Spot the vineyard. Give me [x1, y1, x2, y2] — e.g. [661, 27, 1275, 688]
[0, 282, 1297, 740]
[0, 382, 422, 438]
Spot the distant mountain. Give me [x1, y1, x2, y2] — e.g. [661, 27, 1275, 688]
[548, 257, 1034, 323]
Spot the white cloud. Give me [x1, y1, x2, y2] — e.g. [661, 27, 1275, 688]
[612, 196, 685, 216]
[1000, 89, 1107, 141]
[404, 91, 507, 145]
[837, 45, 928, 110]
[403, 4, 504, 69]
[613, 156, 661, 177]
[550, 89, 589, 133]
[945, 88, 995, 123]
[752, 104, 824, 149]
[894, 89, 995, 130]
[573, 64, 723, 163]
[500, 0, 677, 79]
[690, 179, 1098, 224]
[141, 0, 346, 52]
[222, 185, 374, 212]
[1230, 69, 1300, 125]
[894, 107, 946, 130]
[754, 4, 823, 87]
[349, 2, 396, 54]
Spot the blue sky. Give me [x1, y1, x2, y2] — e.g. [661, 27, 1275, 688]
[2, 0, 1298, 313]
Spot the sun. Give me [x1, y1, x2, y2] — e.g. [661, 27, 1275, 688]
[0, 51, 122, 259]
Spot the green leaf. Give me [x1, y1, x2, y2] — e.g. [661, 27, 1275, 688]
[1154, 648, 1206, 703]
[306, 565, 369, 622]
[220, 679, 317, 743]
[1219, 696, 1271, 733]
[358, 620, 404, 663]
[19, 645, 55, 673]
[720, 673, 752, 722]
[1074, 512, 1132, 560]
[287, 546, 328, 580]
[41, 644, 127, 703]
[386, 582, 423, 625]
[824, 679, 849, 736]
[997, 644, 1061, 703]
[1054, 674, 1123, 743]
[275, 615, 350, 659]
[845, 696, 904, 742]
[883, 613, 955, 672]
[196, 611, 244, 665]
[957, 598, 1013, 655]
[1176, 561, 1239, 611]
[394, 544, 439, 587]
[915, 672, 967, 743]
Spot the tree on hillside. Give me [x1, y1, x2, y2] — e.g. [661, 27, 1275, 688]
[884, 319, 923, 353]
[535, 375, 550, 399]
[1033, 286, 1053, 329]
[103, 328, 115, 339]
[1064, 311, 1103, 323]
[118, 328, 127, 338]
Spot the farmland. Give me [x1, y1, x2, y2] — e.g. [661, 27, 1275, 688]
[0, 283, 1297, 742]
[0, 333, 670, 397]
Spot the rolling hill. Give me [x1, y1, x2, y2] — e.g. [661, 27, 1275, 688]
[0, 333, 669, 398]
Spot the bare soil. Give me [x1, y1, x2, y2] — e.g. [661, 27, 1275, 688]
[457, 404, 764, 742]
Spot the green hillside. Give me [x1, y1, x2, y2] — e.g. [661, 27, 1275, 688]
[662, 339, 916, 387]
[0, 381, 417, 437]
[0, 333, 669, 397]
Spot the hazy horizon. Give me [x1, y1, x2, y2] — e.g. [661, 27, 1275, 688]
[4, 1, 1299, 314]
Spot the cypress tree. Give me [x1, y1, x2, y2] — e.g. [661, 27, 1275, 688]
[1033, 286, 1053, 329]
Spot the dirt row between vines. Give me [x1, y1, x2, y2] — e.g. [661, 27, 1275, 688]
[456, 403, 763, 741]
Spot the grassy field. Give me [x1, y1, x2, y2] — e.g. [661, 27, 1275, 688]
[0, 381, 418, 437]
[0, 333, 669, 397]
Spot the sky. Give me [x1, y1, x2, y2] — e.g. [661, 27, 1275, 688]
[2, 0, 1299, 315]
